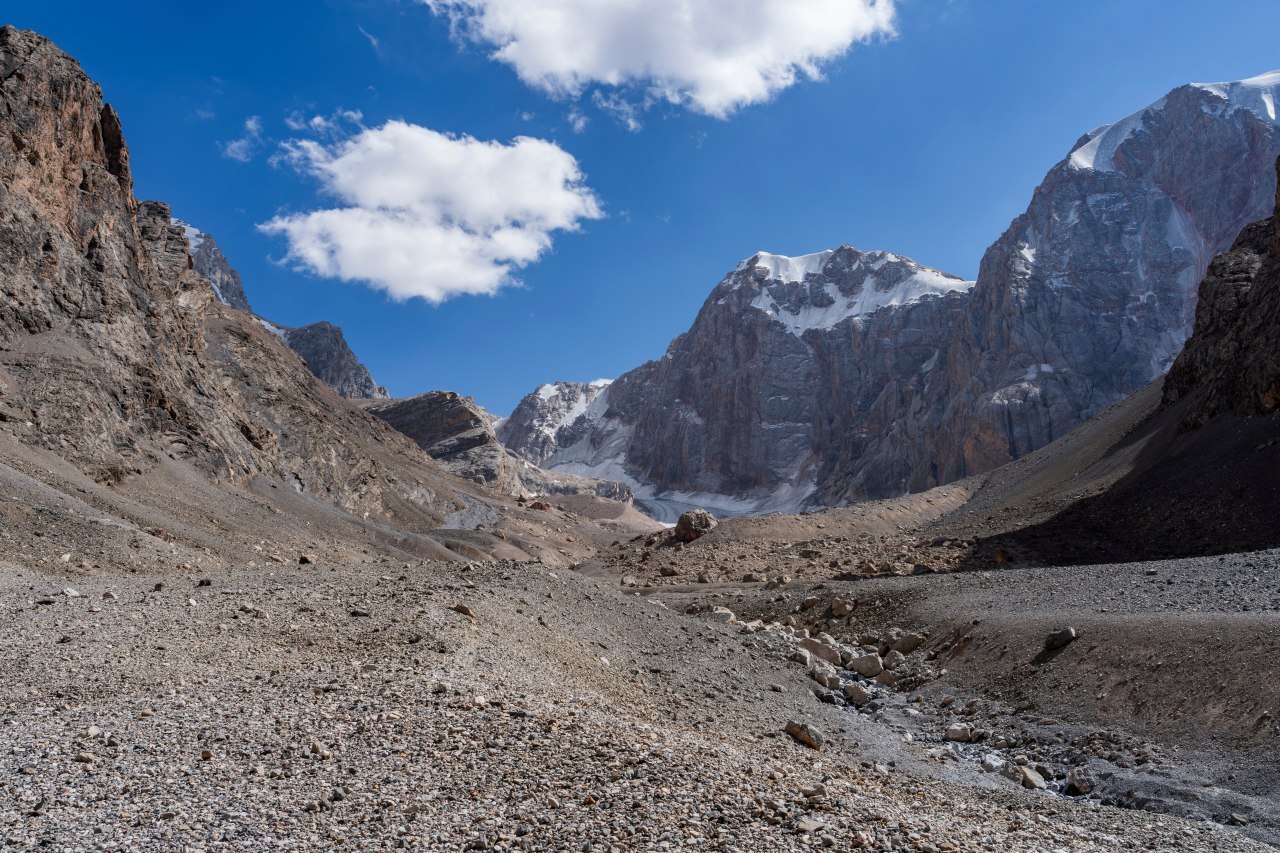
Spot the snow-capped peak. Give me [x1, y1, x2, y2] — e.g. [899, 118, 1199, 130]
[1070, 70, 1280, 172]
[734, 247, 973, 336]
[1193, 70, 1280, 123]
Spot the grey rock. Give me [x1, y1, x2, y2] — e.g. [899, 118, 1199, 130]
[1044, 627, 1079, 651]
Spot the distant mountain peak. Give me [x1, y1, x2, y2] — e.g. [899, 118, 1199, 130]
[728, 246, 972, 336]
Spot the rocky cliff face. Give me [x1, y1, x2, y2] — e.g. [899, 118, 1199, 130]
[174, 219, 252, 312]
[1164, 159, 1280, 423]
[496, 380, 611, 465]
[869, 72, 1280, 505]
[508, 248, 972, 520]
[278, 321, 388, 400]
[366, 391, 632, 501]
[0, 26, 454, 526]
[504, 72, 1280, 518]
[167, 219, 388, 400]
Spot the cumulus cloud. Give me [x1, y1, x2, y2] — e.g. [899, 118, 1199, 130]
[259, 121, 603, 303]
[221, 116, 264, 162]
[423, 0, 896, 118]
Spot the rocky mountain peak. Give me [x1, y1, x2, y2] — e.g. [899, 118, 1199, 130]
[280, 321, 389, 401]
[497, 380, 612, 466]
[724, 245, 973, 336]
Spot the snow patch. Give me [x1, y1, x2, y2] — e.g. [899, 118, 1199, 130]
[1193, 70, 1280, 124]
[741, 250, 836, 284]
[256, 318, 289, 342]
[750, 265, 974, 336]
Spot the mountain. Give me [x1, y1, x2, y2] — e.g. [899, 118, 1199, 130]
[496, 380, 611, 465]
[274, 320, 388, 400]
[169, 219, 388, 400]
[174, 219, 252, 312]
[945, 156, 1280, 565]
[0, 25, 656, 570]
[503, 72, 1280, 520]
[366, 391, 633, 501]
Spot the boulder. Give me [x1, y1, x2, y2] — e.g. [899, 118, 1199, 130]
[784, 720, 823, 750]
[847, 653, 883, 678]
[1044, 626, 1079, 651]
[673, 509, 717, 543]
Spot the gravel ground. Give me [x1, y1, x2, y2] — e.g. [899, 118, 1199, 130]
[0, 557, 1268, 851]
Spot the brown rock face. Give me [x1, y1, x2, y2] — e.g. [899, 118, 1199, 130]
[0, 26, 457, 526]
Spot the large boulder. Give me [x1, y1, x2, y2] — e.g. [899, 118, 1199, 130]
[673, 509, 717, 543]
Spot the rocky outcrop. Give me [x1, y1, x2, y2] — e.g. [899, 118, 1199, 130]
[943, 158, 1280, 564]
[1163, 193, 1280, 423]
[496, 380, 610, 465]
[877, 73, 1280, 505]
[280, 321, 388, 400]
[366, 391, 632, 501]
[0, 26, 457, 527]
[505, 72, 1280, 518]
[175, 220, 252, 312]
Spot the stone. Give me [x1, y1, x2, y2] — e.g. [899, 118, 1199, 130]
[784, 720, 823, 750]
[200, 749, 214, 761]
[795, 816, 824, 833]
[1044, 627, 1078, 651]
[874, 670, 898, 688]
[299, 554, 316, 565]
[696, 571, 712, 584]
[451, 603, 476, 619]
[842, 682, 872, 705]
[846, 653, 883, 678]
[349, 608, 372, 618]
[891, 632, 925, 654]
[944, 724, 972, 743]
[1066, 766, 1096, 795]
[882, 650, 907, 670]
[798, 637, 841, 667]
[672, 509, 716, 543]
[1004, 765, 1046, 790]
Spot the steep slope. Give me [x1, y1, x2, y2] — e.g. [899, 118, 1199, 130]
[869, 71, 1280, 505]
[936, 159, 1280, 564]
[504, 72, 1280, 517]
[171, 219, 388, 400]
[0, 26, 453, 524]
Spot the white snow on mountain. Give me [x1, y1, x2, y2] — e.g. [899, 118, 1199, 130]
[742, 250, 973, 336]
[742, 249, 836, 283]
[1194, 70, 1280, 122]
[1072, 71, 1280, 173]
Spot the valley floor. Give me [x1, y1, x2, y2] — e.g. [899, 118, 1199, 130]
[0, 551, 1271, 851]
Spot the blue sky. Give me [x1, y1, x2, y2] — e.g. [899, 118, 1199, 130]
[11, 0, 1280, 414]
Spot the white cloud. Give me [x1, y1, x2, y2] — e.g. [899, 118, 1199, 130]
[221, 116, 264, 162]
[424, 0, 896, 118]
[285, 108, 365, 137]
[259, 121, 602, 303]
[566, 107, 588, 133]
[358, 24, 380, 49]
